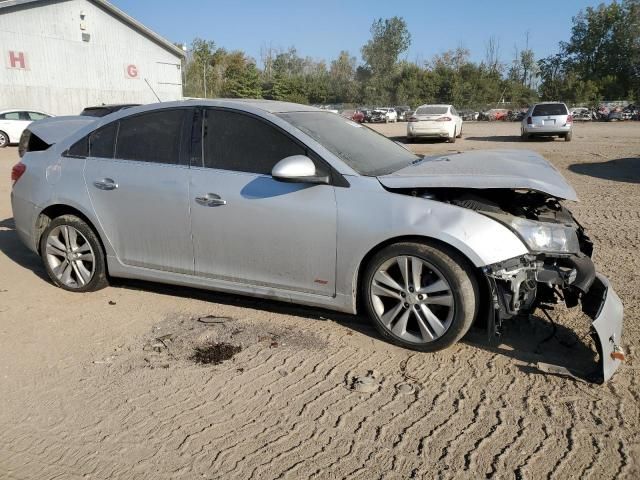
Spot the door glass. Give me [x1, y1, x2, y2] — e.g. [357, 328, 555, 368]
[115, 109, 186, 164]
[1, 112, 20, 120]
[202, 109, 305, 174]
[89, 123, 117, 158]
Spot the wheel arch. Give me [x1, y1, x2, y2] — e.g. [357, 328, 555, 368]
[35, 204, 108, 263]
[353, 235, 483, 315]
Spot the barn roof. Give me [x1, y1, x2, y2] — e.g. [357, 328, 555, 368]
[0, 0, 185, 58]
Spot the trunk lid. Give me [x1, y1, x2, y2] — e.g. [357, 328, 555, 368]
[377, 149, 578, 201]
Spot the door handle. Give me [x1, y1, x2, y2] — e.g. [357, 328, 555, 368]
[93, 178, 118, 190]
[195, 193, 227, 206]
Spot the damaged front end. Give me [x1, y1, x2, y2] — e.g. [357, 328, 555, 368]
[429, 189, 624, 382]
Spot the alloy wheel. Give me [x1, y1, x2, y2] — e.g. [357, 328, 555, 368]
[45, 225, 95, 288]
[370, 255, 455, 343]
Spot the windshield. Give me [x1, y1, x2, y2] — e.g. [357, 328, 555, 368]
[416, 106, 448, 115]
[279, 111, 419, 176]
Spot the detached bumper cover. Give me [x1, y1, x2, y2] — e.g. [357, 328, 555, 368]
[582, 274, 624, 382]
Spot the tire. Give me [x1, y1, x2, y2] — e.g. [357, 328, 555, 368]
[520, 129, 530, 141]
[362, 242, 479, 352]
[447, 128, 456, 143]
[40, 214, 108, 292]
[0, 131, 8, 148]
[457, 127, 463, 138]
[564, 130, 572, 142]
[406, 136, 415, 143]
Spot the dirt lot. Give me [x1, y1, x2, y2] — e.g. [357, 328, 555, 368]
[1, 121, 639, 479]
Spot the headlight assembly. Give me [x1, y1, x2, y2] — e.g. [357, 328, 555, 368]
[484, 214, 580, 254]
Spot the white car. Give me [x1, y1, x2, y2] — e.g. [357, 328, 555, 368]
[376, 107, 398, 122]
[407, 104, 463, 142]
[0, 109, 52, 147]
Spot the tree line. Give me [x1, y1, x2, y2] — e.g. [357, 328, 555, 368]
[182, 0, 639, 109]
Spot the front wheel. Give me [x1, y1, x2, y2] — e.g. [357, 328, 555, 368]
[40, 214, 108, 292]
[362, 242, 479, 352]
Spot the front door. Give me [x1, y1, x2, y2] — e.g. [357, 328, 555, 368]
[84, 108, 194, 274]
[189, 108, 337, 295]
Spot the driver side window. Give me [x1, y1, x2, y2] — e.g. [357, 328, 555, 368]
[201, 109, 305, 175]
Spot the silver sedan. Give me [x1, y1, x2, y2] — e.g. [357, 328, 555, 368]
[10, 100, 624, 381]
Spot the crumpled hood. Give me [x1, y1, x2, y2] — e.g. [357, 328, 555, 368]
[378, 149, 578, 201]
[27, 115, 97, 145]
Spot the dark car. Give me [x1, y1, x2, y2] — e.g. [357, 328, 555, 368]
[80, 104, 140, 117]
[395, 106, 411, 121]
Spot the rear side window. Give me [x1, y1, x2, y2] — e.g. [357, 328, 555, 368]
[202, 109, 305, 174]
[115, 109, 186, 164]
[532, 104, 567, 116]
[28, 112, 48, 120]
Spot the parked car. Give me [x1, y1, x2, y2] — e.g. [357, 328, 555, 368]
[80, 104, 140, 117]
[368, 109, 388, 123]
[351, 110, 365, 123]
[459, 110, 479, 121]
[0, 109, 52, 147]
[374, 107, 397, 123]
[521, 102, 573, 141]
[607, 111, 624, 122]
[406, 104, 463, 142]
[11, 100, 624, 381]
[395, 106, 411, 121]
[570, 107, 592, 121]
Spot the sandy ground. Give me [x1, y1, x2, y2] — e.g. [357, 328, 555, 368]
[0, 121, 639, 479]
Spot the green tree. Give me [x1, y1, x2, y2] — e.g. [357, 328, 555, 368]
[361, 17, 411, 104]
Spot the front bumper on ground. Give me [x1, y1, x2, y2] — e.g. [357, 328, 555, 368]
[582, 273, 625, 382]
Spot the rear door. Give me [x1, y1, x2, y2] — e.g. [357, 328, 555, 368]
[189, 108, 337, 295]
[83, 108, 194, 274]
[531, 103, 568, 127]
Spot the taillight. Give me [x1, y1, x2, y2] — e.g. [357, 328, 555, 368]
[436, 116, 452, 122]
[408, 116, 418, 122]
[566, 115, 573, 124]
[11, 162, 26, 186]
[527, 116, 533, 125]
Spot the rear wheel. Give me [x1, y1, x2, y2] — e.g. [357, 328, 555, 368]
[40, 215, 108, 292]
[0, 131, 8, 148]
[564, 131, 572, 142]
[448, 128, 456, 143]
[362, 242, 479, 352]
[457, 127, 463, 138]
[520, 129, 530, 141]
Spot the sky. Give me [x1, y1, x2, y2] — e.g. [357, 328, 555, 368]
[111, 0, 612, 66]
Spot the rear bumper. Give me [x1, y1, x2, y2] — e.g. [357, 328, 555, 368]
[524, 125, 571, 135]
[10, 190, 39, 253]
[407, 125, 450, 137]
[582, 274, 624, 382]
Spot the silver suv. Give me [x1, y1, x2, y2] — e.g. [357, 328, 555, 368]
[521, 102, 573, 141]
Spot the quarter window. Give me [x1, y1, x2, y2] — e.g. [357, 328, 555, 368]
[115, 109, 186, 164]
[28, 112, 48, 120]
[202, 109, 305, 174]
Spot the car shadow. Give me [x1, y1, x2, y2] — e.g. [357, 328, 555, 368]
[0, 217, 48, 281]
[465, 135, 556, 143]
[568, 157, 640, 184]
[1, 216, 601, 382]
[115, 277, 601, 382]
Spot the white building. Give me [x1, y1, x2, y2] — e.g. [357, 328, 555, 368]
[0, 0, 184, 115]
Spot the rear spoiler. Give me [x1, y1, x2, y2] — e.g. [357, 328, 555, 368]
[19, 115, 97, 157]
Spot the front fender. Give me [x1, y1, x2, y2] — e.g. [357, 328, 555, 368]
[334, 177, 529, 303]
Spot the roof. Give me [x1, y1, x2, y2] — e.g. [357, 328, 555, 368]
[0, 0, 184, 58]
[185, 98, 321, 114]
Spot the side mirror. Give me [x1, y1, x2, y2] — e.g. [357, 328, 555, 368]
[271, 155, 329, 184]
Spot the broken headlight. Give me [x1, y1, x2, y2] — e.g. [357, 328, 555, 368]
[484, 213, 580, 254]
